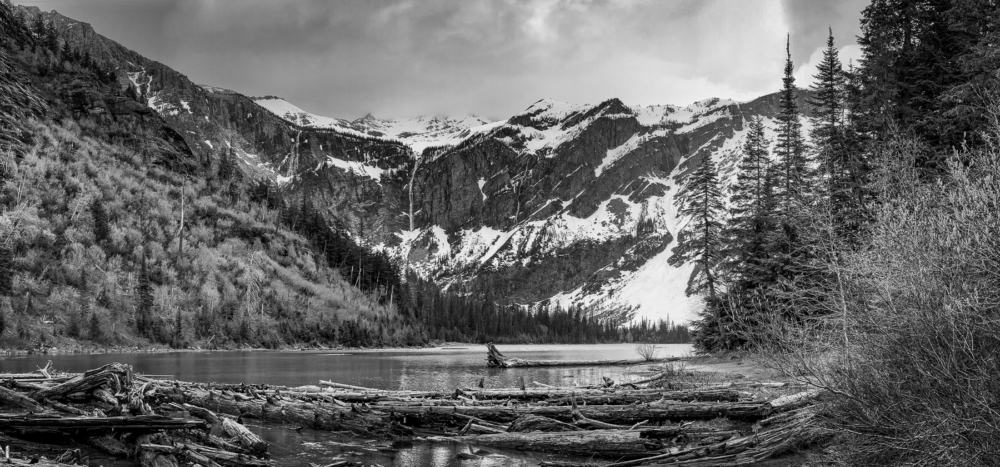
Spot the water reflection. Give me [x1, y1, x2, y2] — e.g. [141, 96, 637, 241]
[0, 343, 693, 390]
[255, 422, 585, 467]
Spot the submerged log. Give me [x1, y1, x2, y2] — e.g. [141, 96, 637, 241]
[485, 343, 685, 368]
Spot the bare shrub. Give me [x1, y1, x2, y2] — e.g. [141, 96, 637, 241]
[661, 361, 688, 377]
[635, 343, 659, 361]
[749, 129, 1000, 465]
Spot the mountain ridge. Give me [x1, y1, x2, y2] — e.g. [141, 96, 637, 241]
[6, 1, 815, 327]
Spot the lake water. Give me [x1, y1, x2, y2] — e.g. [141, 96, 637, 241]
[1, 343, 694, 466]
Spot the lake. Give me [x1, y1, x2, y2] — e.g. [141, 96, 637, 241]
[0, 343, 694, 466]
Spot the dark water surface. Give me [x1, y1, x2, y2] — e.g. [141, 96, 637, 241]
[1, 344, 693, 466]
[0, 343, 693, 389]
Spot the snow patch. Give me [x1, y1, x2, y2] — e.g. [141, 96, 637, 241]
[325, 157, 384, 182]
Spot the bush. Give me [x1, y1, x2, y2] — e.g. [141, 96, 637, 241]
[635, 343, 658, 361]
[757, 129, 1000, 466]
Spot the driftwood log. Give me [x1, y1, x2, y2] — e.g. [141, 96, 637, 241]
[381, 400, 773, 424]
[0, 414, 206, 432]
[457, 429, 668, 459]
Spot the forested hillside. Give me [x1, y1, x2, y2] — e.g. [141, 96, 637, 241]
[0, 5, 433, 350]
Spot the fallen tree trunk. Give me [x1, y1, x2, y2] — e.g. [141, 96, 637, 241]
[458, 429, 667, 459]
[0, 385, 47, 412]
[141, 443, 275, 467]
[381, 400, 772, 425]
[221, 417, 268, 457]
[155, 385, 403, 437]
[0, 414, 206, 432]
[486, 343, 685, 368]
[454, 387, 740, 403]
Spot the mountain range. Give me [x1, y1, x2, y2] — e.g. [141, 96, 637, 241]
[3, 1, 813, 327]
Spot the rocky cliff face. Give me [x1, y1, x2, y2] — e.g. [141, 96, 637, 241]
[11, 3, 814, 324]
[398, 94, 813, 324]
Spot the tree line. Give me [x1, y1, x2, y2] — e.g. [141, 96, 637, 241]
[668, 3, 1000, 463]
[671, 0, 1000, 353]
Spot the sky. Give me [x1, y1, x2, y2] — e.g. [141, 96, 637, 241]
[20, 0, 868, 120]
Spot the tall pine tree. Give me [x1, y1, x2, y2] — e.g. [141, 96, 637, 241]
[808, 28, 845, 189]
[724, 116, 777, 290]
[669, 152, 725, 298]
[773, 36, 811, 213]
[136, 255, 154, 339]
[809, 30, 872, 242]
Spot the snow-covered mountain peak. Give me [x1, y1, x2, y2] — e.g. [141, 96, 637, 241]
[252, 96, 370, 138]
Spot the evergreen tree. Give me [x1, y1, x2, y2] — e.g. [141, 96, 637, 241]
[853, 0, 999, 167]
[136, 256, 154, 338]
[91, 198, 110, 243]
[808, 28, 845, 187]
[0, 299, 7, 340]
[0, 244, 13, 296]
[88, 311, 103, 343]
[773, 36, 812, 213]
[809, 30, 872, 243]
[669, 152, 725, 298]
[724, 117, 777, 288]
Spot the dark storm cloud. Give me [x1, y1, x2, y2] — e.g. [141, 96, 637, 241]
[20, 0, 866, 119]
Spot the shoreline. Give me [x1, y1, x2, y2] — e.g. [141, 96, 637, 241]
[0, 340, 696, 359]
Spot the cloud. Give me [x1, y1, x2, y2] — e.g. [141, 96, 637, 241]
[793, 43, 864, 89]
[781, 0, 867, 60]
[20, 0, 869, 119]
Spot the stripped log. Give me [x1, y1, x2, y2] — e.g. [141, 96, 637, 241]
[600, 408, 825, 467]
[136, 434, 180, 467]
[486, 343, 686, 368]
[141, 443, 275, 467]
[454, 387, 740, 403]
[182, 403, 222, 427]
[0, 385, 47, 411]
[155, 385, 404, 437]
[40, 398, 88, 415]
[381, 400, 772, 425]
[507, 414, 578, 432]
[221, 417, 268, 457]
[458, 429, 667, 459]
[0, 414, 206, 432]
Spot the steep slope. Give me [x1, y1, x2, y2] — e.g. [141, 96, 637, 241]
[10, 3, 415, 244]
[397, 93, 813, 325]
[0, 2, 420, 350]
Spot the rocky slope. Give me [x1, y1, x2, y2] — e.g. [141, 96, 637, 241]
[7, 2, 813, 326]
[396, 94, 812, 324]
